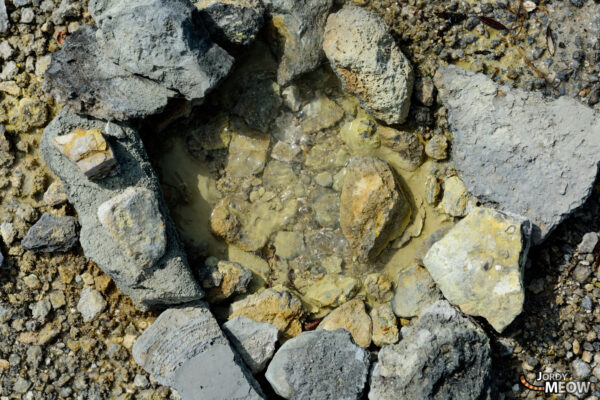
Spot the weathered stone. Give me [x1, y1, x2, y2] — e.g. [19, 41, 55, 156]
[195, 0, 264, 47]
[364, 273, 394, 303]
[43, 181, 68, 206]
[0, 0, 8, 33]
[304, 274, 359, 308]
[133, 303, 264, 399]
[0, 222, 15, 246]
[423, 207, 531, 332]
[371, 303, 399, 347]
[424, 175, 441, 206]
[273, 231, 304, 259]
[42, 109, 203, 310]
[263, 0, 333, 86]
[91, 0, 234, 100]
[578, 232, 599, 254]
[265, 329, 370, 400]
[233, 79, 282, 133]
[392, 265, 442, 318]
[323, 6, 413, 124]
[300, 95, 344, 134]
[377, 126, 424, 171]
[340, 156, 411, 261]
[223, 316, 279, 373]
[435, 65, 600, 244]
[21, 213, 79, 253]
[200, 261, 252, 302]
[97, 187, 166, 269]
[414, 77, 436, 106]
[226, 127, 270, 176]
[318, 299, 372, 348]
[0, 125, 13, 168]
[53, 128, 117, 180]
[440, 176, 474, 217]
[369, 301, 492, 400]
[229, 288, 304, 339]
[425, 135, 448, 160]
[44, 26, 175, 121]
[76, 288, 106, 322]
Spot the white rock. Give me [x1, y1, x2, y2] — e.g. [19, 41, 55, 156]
[77, 288, 106, 322]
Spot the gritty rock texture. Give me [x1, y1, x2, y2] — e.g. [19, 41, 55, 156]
[265, 329, 370, 400]
[90, 0, 234, 100]
[304, 274, 359, 308]
[132, 303, 264, 399]
[323, 6, 413, 124]
[435, 65, 600, 244]
[195, 0, 264, 47]
[370, 303, 399, 347]
[223, 316, 279, 373]
[392, 265, 442, 318]
[369, 301, 492, 400]
[76, 288, 106, 322]
[21, 213, 78, 253]
[340, 156, 410, 261]
[199, 260, 252, 302]
[43, 25, 175, 121]
[41, 109, 203, 310]
[97, 187, 166, 269]
[229, 288, 304, 339]
[423, 207, 531, 332]
[317, 299, 372, 348]
[263, 0, 333, 86]
[0, 0, 7, 33]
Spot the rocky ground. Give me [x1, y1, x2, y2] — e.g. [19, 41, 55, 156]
[0, 0, 599, 399]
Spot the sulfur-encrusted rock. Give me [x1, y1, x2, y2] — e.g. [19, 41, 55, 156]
[97, 187, 166, 269]
[425, 135, 448, 160]
[43, 181, 68, 206]
[44, 25, 175, 121]
[439, 176, 474, 217]
[340, 156, 411, 261]
[133, 303, 264, 399]
[42, 109, 203, 310]
[423, 207, 531, 332]
[377, 126, 424, 171]
[262, 0, 333, 86]
[223, 316, 279, 373]
[368, 301, 492, 400]
[392, 265, 441, 318]
[199, 260, 253, 302]
[21, 213, 79, 253]
[265, 329, 370, 400]
[229, 288, 304, 339]
[303, 274, 359, 308]
[90, 0, 234, 100]
[370, 303, 399, 347]
[435, 65, 600, 244]
[53, 128, 117, 180]
[364, 272, 394, 303]
[195, 0, 265, 47]
[317, 299, 372, 348]
[323, 6, 413, 124]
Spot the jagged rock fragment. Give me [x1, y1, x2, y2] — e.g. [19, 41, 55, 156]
[223, 316, 279, 373]
[21, 213, 78, 253]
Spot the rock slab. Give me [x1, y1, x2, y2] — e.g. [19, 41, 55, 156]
[21, 213, 78, 253]
[41, 109, 203, 310]
[369, 300, 492, 400]
[423, 207, 531, 332]
[265, 329, 370, 400]
[323, 6, 413, 124]
[223, 316, 279, 373]
[132, 303, 264, 400]
[435, 65, 600, 244]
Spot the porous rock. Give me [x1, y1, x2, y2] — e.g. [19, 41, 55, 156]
[223, 316, 279, 373]
[368, 300, 492, 400]
[370, 303, 399, 347]
[199, 260, 253, 302]
[392, 265, 442, 318]
[195, 0, 265, 47]
[133, 303, 264, 399]
[265, 329, 370, 400]
[317, 299, 372, 348]
[21, 213, 79, 253]
[435, 65, 600, 244]
[423, 207, 531, 332]
[41, 109, 203, 310]
[323, 6, 413, 124]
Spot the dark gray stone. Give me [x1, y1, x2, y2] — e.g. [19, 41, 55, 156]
[435, 65, 600, 244]
[196, 0, 265, 47]
[90, 0, 234, 100]
[41, 109, 203, 310]
[21, 213, 79, 253]
[265, 329, 370, 400]
[369, 300, 492, 400]
[133, 302, 264, 400]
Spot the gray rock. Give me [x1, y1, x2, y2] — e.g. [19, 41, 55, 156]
[578, 232, 599, 254]
[392, 265, 442, 318]
[369, 300, 492, 400]
[41, 109, 203, 310]
[30, 299, 51, 322]
[97, 187, 167, 269]
[21, 213, 79, 253]
[423, 207, 531, 333]
[44, 26, 174, 121]
[223, 316, 279, 373]
[0, 248, 3, 267]
[263, 0, 333, 86]
[323, 6, 413, 125]
[132, 302, 264, 399]
[76, 288, 106, 322]
[265, 329, 370, 400]
[195, 0, 264, 47]
[0, 0, 8, 33]
[435, 65, 600, 244]
[91, 0, 234, 100]
[571, 359, 592, 380]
